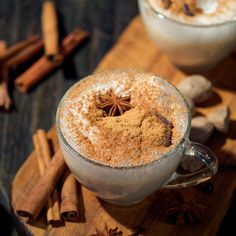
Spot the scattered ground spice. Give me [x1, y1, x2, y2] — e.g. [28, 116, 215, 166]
[159, 0, 202, 16]
[91, 223, 123, 236]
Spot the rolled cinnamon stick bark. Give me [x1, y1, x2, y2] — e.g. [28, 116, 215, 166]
[41, 0, 61, 62]
[60, 169, 79, 221]
[16, 149, 66, 220]
[14, 29, 89, 92]
[36, 129, 52, 164]
[0, 35, 40, 63]
[0, 41, 7, 53]
[33, 133, 55, 224]
[33, 134, 46, 175]
[0, 41, 12, 110]
[49, 189, 62, 226]
[6, 39, 44, 69]
[33, 130, 62, 226]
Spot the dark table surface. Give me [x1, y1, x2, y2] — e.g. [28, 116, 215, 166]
[0, 0, 235, 235]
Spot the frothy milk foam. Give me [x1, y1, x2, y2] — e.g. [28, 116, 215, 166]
[58, 69, 189, 167]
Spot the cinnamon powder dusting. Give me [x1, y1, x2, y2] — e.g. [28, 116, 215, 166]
[93, 107, 174, 166]
[160, 0, 202, 16]
[59, 70, 187, 167]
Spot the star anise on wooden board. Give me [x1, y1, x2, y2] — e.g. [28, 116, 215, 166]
[97, 90, 132, 116]
[164, 192, 205, 225]
[91, 223, 123, 236]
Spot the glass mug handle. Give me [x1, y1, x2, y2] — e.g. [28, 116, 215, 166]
[163, 140, 218, 189]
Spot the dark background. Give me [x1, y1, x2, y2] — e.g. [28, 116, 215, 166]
[0, 0, 235, 235]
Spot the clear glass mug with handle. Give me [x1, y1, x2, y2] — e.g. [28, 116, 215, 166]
[56, 72, 218, 206]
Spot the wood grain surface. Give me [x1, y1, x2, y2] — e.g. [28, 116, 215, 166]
[11, 16, 236, 235]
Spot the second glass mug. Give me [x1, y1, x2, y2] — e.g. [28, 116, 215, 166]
[56, 71, 218, 206]
[138, 0, 236, 71]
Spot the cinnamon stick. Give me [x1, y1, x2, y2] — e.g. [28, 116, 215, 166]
[33, 130, 62, 226]
[14, 29, 89, 93]
[33, 134, 46, 175]
[16, 149, 66, 220]
[33, 133, 55, 223]
[0, 41, 7, 55]
[41, 0, 61, 62]
[60, 169, 79, 221]
[6, 39, 44, 69]
[0, 35, 40, 63]
[36, 129, 52, 164]
[0, 41, 12, 110]
[49, 189, 61, 226]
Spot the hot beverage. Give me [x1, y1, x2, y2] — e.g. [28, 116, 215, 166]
[139, 0, 236, 71]
[56, 69, 217, 205]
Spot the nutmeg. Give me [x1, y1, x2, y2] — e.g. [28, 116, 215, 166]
[177, 75, 212, 104]
[207, 106, 230, 133]
[190, 116, 214, 143]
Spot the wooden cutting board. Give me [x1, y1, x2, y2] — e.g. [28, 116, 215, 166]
[11, 16, 236, 236]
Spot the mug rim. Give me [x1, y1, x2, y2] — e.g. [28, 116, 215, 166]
[143, 0, 236, 28]
[56, 70, 192, 170]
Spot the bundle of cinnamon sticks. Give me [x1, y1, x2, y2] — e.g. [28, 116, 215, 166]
[0, 0, 89, 111]
[16, 129, 80, 227]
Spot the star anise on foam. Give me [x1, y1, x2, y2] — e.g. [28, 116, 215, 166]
[91, 223, 123, 236]
[164, 192, 205, 225]
[97, 90, 132, 117]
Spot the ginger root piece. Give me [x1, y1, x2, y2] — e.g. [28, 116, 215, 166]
[207, 106, 230, 133]
[190, 116, 214, 143]
[177, 75, 212, 104]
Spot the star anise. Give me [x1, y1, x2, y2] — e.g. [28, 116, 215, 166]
[164, 192, 205, 225]
[91, 223, 123, 236]
[97, 90, 132, 116]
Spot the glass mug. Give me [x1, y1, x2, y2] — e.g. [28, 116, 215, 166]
[56, 71, 218, 206]
[138, 0, 236, 71]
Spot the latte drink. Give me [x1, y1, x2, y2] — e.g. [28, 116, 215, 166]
[56, 69, 190, 205]
[139, 0, 236, 70]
